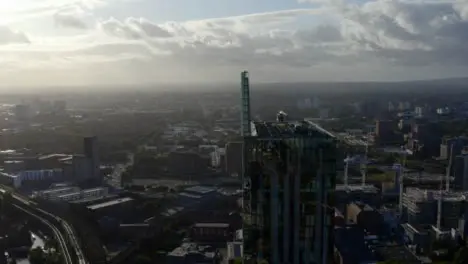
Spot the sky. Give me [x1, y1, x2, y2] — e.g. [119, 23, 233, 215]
[2, 0, 468, 88]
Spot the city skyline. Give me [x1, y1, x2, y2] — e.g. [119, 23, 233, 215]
[1, 0, 468, 88]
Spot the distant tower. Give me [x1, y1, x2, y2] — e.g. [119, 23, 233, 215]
[241, 71, 251, 136]
[276, 111, 287, 122]
[84, 137, 100, 181]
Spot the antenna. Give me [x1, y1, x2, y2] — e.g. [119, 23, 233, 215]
[241, 71, 251, 137]
[446, 144, 454, 192]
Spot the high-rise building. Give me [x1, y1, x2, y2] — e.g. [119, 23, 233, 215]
[242, 120, 337, 264]
[454, 154, 468, 190]
[225, 141, 243, 177]
[240, 71, 337, 263]
[84, 137, 100, 181]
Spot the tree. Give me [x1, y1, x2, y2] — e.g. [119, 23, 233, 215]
[132, 254, 152, 264]
[454, 247, 468, 264]
[44, 238, 58, 251]
[29, 248, 45, 264]
[232, 258, 243, 264]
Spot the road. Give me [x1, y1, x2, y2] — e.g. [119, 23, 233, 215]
[1, 185, 88, 264]
[13, 204, 73, 264]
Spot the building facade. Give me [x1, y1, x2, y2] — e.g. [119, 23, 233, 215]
[242, 120, 337, 264]
[84, 136, 100, 181]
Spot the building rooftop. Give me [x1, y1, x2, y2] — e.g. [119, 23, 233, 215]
[184, 186, 216, 194]
[57, 191, 81, 198]
[402, 223, 431, 234]
[83, 187, 107, 193]
[162, 206, 184, 217]
[179, 192, 202, 199]
[193, 223, 229, 228]
[336, 184, 379, 193]
[38, 154, 70, 160]
[87, 197, 133, 210]
[404, 188, 467, 202]
[38, 187, 77, 195]
[250, 120, 336, 139]
[167, 242, 216, 259]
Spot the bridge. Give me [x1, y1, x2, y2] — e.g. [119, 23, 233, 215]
[0, 185, 87, 264]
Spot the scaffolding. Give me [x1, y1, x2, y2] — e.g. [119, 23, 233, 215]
[402, 188, 466, 228]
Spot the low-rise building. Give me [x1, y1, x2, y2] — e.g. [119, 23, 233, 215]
[190, 223, 230, 243]
[54, 187, 108, 202]
[166, 243, 218, 264]
[87, 197, 134, 218]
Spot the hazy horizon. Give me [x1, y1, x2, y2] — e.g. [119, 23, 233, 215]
[2, 0, 468, 89]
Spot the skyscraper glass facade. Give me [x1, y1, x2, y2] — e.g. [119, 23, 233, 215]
[242, 121, 337, 264]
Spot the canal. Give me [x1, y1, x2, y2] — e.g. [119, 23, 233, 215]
[16, 232, 45, 264]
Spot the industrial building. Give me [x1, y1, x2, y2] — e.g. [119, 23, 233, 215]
[33, 186, 109, 202]
[0, 169, 64, 188]
[32, 186, 80, 200]
[87, 197, 134, 220]
[240, 71, 337, 264]
[0, 137, 101, 188]
[190, 223, 230, 243]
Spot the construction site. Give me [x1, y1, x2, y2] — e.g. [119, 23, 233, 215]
[402, 187, 466, 229]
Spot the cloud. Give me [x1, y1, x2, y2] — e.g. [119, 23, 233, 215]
[4, 0, 468, 86]
[54, 6, 89, 29]
[99, 17, 173, 39]
[0, 26, 29, 44]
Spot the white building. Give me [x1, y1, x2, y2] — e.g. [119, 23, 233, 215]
[53, 187, 109, 202]
[0, 169, 63, 188]
[210, 148, 226, 168]
[414, 106, 425, 118]
[33, 187, 80, 200]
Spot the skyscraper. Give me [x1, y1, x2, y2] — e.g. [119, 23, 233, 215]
[242, 120, 337, 264]
[84, 137, 100, 181]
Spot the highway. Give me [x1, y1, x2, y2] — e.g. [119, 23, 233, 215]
[12, 204, 73, 264]
[1, 185, 88, 264]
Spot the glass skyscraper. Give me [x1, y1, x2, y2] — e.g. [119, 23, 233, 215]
[242, 120, 337, 264]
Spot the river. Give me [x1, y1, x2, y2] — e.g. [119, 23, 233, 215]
[16, 232, 45, 264]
